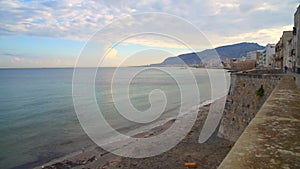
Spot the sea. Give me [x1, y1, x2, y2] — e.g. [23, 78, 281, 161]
[0, 67, 230, 169]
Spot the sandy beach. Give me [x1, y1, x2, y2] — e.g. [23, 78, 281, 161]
[39, 103, 233, 169]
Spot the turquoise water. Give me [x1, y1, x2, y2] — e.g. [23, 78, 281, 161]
[0, 68, 229, 169]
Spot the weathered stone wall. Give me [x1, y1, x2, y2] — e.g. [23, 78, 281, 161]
[230, 61, 256, 71]
[218, 76, 300, 169]
[218, 72, 283, 142]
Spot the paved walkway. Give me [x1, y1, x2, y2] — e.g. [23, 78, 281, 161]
[218, 75, 300, 169]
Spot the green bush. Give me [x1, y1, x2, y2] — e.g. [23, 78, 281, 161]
[256, 85, 264, 97]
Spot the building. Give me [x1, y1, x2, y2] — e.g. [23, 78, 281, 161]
[283, 31, 293, 70]
[287, 38, 294, 71]
[263, 44, 276, 67]
[224, 58, 231, 69]
[275, 37, 283, 69]
[294, 5, 300, 73]
[275, 31, 293, 70]
[269, 54, 275, 67]
[246, 51, 257, 61]
[246, 50, 264, 67]
[256, 50, 264, 67]
[239, 56, 246, 62]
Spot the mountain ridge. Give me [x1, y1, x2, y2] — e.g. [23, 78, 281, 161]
[151, 42, 264, 66]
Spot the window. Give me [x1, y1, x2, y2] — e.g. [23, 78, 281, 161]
[291, 49, 295, 56]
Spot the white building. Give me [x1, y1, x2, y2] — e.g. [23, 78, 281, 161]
[246, 50, 264, 62]
[263, 44, 275, 67]
[246, 51, 257, 61]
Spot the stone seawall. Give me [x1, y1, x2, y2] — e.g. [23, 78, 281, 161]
[218, 71, 283, 142]
[218, 75, 300, 168]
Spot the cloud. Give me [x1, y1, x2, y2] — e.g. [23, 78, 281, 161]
[239, 0, 280, 13]
[0, 0, 140, 41]
[11, 57, 24, 63]
[206, 24, 294, 47]
[0, 52, 75, 68]
[101, 48, 124, 67]
[105, 48, 118, 59]
[0, 0, 299, 48]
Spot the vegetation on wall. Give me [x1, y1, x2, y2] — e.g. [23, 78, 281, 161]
[256, 85, 265, 97]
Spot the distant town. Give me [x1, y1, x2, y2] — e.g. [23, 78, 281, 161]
[224, 5, 300, 73]
[150, 5, 300, 73]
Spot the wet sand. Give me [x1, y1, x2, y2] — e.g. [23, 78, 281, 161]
[40, 103, 233, 169]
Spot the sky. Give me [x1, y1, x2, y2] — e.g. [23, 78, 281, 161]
[0, 0, 299, 68]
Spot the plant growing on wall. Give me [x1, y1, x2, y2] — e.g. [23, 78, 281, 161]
[256, 85, 264, 97]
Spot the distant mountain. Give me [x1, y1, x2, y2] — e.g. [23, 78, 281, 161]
[152, 42, 264, 66]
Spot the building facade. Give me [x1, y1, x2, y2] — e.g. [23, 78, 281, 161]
[275, 31, 293, 70]
[275, 37, 283, 69]
[256, 50, 264, 67]
[246, 51, 257, 61]
[246, 50, 264, 67]
[294, 5, 300, 73]
[263, 44, 276, 67]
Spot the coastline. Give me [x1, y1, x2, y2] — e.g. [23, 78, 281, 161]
[37, 98, 233, 169]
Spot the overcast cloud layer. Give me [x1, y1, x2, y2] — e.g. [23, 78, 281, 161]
[0, 0, 299, 45]
[0, 0, 299, 68]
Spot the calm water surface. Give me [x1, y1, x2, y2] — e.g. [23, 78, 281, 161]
[0, 67, 229, 169]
